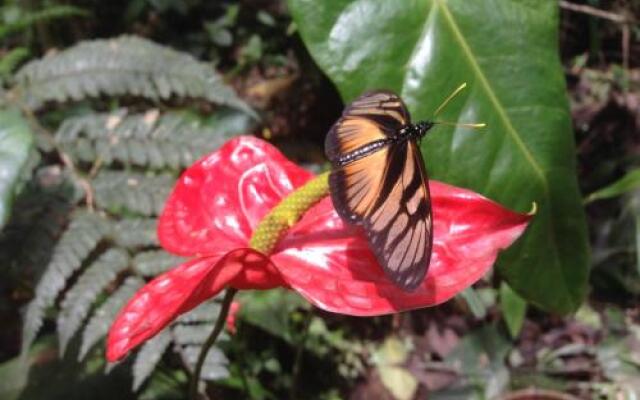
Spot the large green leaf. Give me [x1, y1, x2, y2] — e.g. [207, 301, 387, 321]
[0, 109, 34, 229]
[288, 0, 588, 313]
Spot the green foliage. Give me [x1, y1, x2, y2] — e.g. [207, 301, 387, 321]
[132, 250, 186, 276]
[92, 171, 175, 216]
[14, 36, 255, 116]
[132, 330, 173, 391]
[444, 325, 512, 398]
[288, 0, 589, 314]
[56, 109, 253, 169]
[238, 289, 310, 343]
[57, 248, 130, 355]
[112, 218, 159, 249]
[590, 187, 640, 297]
[131, 300, 228, 391]
[4, 31, 256, 395]
[499, 282, 527, 338]
[585, 169, 640, 203]
[0, 47, 29, 80]
[80, 276, 145, 360]
[21, 212, 111, 353]
[0, 109, 34, 228]
[0, 336, 135, 400]
[0, 5, 87, 40]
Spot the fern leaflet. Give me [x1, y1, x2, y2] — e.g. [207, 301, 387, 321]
[132, 250, 185, 276]
[57, 248, 130, 355]
[79, 276, 144, 360]
[21, 211, 110, 353]
[92, 171, 174, 216]
[15, 36, 255, 117]
[111, 218, 159, 249]
[55, 109, 254, 169]
[132, 329, 173, 391]
[172, 299, 229, 381]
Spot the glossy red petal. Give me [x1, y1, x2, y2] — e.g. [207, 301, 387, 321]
[158, 136, 312, 256]
[272, 181, 532, 316]
[106, 248, 283, 362]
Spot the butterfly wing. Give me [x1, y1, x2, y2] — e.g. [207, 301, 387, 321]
[325, 91, 432, 291]
[325, 91, 410, 163]
[363, 141, 432, 290]
[326, 91, 409, 223]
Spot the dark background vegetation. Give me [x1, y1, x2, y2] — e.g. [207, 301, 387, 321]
[0, 0, 639, 399]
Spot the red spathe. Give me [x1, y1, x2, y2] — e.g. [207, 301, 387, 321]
[107, 136, 531, 362]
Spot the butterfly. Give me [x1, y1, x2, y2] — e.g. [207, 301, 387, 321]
[325, 90, 434, 291]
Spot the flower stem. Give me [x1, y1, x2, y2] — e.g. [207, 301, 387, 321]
[190, 172, 331, 398]
[189, 287, 238, 400]
[289, 311, 313, 400]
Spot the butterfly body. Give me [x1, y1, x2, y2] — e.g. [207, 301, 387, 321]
[325, 90, 434, 291]
[334, 121, 433, 167]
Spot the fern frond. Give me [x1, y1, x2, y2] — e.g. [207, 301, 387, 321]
[111, 218, 159, 248]
[57, 248, 130, 355]
[0, 6, 87, 40]
[21, 211, 110, 353]
[178, 345, 229, 381]
[79, 276, 144, 360]
[15, 36, 255, 116]
[93, 171, 174, 216]
[172, 322, 214, 346]
[132, 250, 185, 276]
[132, 329, 172, 391]
[170, 299, 229, 381]
[175, 301, 221, 324]
[55, 109, 254, 169]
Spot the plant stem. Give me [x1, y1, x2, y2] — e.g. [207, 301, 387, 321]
[289, 312, 313, 400]
[559, 1, 630, 24]
[189, 287, 238, 400]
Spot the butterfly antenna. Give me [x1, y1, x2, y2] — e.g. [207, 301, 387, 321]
[433, 82, 468, 117]
[431, 83, 486, 130]
[432, 120, 486, 129]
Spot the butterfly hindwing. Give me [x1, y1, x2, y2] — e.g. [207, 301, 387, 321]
[364, 141, 432, 290]
[326, 91, 432, 291]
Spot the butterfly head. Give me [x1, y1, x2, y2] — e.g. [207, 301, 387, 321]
[408, 121, 434, 141]
[416, 121, 434, 135]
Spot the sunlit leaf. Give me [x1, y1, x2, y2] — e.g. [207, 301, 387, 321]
[0, 109, 34, 229]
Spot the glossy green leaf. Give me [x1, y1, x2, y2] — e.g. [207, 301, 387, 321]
[0, 109, 34, 229]
[238, 289, 309, 343]
[585, 168, 640, 203]
[499, 282, 526, 338]
[288, 0, 589, 313]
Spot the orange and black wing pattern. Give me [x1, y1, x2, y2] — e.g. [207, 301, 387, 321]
[325, 91, 433, 291]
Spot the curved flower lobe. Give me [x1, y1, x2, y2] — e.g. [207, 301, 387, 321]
[107, 136, 532, 362]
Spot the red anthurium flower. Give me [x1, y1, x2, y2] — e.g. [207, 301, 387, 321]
[106, 136, 531, 362]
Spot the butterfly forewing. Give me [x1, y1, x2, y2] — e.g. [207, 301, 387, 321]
[326, 91, 433, 291]
[325, 91, 410, 162]
[329, 147, 390, 223]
